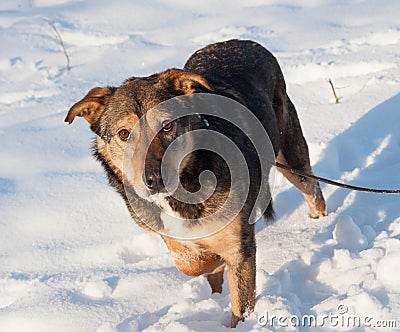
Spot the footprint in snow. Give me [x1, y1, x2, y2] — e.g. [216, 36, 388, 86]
[0, 278, 33, 309]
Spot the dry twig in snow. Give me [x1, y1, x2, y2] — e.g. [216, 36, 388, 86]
[42, 17, 70, 71]
[328, 78, 339, 103]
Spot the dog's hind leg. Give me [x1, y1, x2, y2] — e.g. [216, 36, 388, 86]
[276, 96, 327, 218]
[277, 150, 326, 218]
[206, 264, 225, 294]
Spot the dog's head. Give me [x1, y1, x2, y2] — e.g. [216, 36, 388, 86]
[65, 69, 214, 202]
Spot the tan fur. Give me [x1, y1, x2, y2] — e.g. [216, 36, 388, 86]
[163, 215, 255, 328]
[162, 236, 224, 276]
[96, 113, 140, 176]
[65, 87, 115, 124]
[206, 264, 225, 294]
[168, 69, 214, 94]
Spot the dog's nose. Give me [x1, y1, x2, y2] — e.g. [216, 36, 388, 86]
[143, 171, 164, 192]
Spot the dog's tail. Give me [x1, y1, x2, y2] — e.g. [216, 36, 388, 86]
[262, 200, 274, 222]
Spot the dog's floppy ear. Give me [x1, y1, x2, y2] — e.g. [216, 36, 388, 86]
[65, 87, 116, 125]
[168, 69, 214, 94]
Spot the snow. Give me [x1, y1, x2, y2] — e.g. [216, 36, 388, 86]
[333, 215, 368, 252]
[1, 0, 400, 331]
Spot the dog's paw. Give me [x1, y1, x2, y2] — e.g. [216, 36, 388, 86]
[305, 191, 327, 219]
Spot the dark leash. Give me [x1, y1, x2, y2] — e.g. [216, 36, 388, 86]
[275, 162, 400, 194]
[200, 114, 400, 194]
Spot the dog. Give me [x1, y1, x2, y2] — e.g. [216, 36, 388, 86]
[65, 39, 326, 327]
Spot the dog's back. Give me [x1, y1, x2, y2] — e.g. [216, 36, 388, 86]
[186, 41, 326, 219]
[184, 39, 283, 152]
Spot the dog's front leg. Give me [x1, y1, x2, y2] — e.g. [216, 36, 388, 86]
[201, 217, 257, 327]
[226, 246, 256, 328]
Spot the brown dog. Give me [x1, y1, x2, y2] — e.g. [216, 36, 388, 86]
[65, 39, 326, 327]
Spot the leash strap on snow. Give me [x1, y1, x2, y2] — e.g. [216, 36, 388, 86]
[275, 162, 400, 194]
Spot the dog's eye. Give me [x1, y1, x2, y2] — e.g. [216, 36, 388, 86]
[162, 120, 173, 132]
[118, 129, 130, 141]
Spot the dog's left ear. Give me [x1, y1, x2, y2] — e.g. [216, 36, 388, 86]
[168, 69, 214, 94]
[65, 87, 116, 125]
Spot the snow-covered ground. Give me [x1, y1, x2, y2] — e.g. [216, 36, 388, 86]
[1, 0, 400, 331]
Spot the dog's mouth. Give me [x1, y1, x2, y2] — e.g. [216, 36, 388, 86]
[150, 192, 171, 201]
[149, 193, 175, 213]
